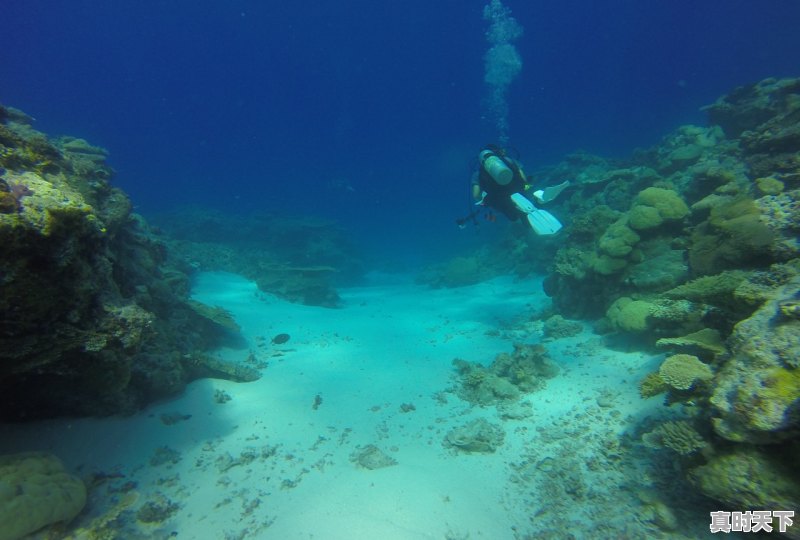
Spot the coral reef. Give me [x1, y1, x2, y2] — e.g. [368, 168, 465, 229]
[529, 81, 800, 329]
[709, 277, 800, 443]
[689, 444, 800, 514]
[428, 77, 800, 517]
[0, 104, 252, 420]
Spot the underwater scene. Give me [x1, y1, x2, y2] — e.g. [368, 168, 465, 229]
[1, 1, 799, 539]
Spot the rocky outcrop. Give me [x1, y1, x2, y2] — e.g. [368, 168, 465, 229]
[0, 105, 251, 420]
[151, 208, 363, 308]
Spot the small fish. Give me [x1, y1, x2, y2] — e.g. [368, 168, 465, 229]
[271, 333, 290, 345]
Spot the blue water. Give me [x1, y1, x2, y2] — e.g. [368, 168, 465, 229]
[2, 0, 799, 261]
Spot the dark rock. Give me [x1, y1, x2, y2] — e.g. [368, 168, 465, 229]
[271, 333, 290, 344]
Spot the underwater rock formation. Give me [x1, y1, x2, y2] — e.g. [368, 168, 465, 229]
[556, 78, 800, 520]
[0, 105, 252, 420]
[688, 444, 800, 522]
[152, 208, 363, 308]
[709, 277, 800, 444]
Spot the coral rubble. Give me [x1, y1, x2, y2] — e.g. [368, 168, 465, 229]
[451, 343, 559, 406]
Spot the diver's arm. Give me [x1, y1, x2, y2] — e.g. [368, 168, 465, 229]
[470, 171, 481, 200]
[472, 183, 481, 200]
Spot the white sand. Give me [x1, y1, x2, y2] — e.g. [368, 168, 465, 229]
[0, 271, 678, 539]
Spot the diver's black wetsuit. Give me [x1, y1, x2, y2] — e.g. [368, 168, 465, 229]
[477, 154, 527, 220]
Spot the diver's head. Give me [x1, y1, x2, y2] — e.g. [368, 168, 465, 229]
[485, 143, 505, 156]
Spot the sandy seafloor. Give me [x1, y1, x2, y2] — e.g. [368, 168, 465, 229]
[1, 271, 726, 539]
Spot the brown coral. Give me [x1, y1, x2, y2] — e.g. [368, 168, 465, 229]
[639, 372, 668, 398]
[642, 420, 707, 455]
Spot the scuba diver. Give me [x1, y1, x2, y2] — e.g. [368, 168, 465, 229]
[458, 144, 569, 235]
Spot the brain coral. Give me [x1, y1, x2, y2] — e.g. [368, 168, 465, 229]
[598, 218, 640, 257]
[659, 354, 714, 390]
[0, 452, 86, 540]
[628, 187, 690, 230]
[606, 297, 654, 333]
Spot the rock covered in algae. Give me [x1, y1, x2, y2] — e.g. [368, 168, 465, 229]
[710, 277, 800, 443]
[688, 445, 800, 514]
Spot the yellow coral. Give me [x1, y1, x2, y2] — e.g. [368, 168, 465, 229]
[0, 452, 86, 540]
[639, 372, 668, 398]
[762, 367, 800, 407]
[628, 205, 662, 230]
[655, 328, 727, 357]
[606, 297, 654, 332]
[628, 187, 689, 230]
[598, 218, 640, 257]
[756, 176, 784, 195]
[590, 253, 628, 275]
[659, 354, 713, 390]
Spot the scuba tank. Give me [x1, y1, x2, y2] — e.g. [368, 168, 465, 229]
[479, 149, 513, 185]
